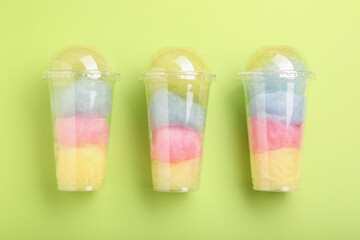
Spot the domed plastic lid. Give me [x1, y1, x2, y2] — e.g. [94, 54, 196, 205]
[238, 46, 314, 81]
[141, 47, 215, 81]
[43, 46, 120, 80]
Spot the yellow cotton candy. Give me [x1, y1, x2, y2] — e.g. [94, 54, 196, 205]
[250, 148, 302, 192]
[152, 158, 201, 192]
[56, 144, 107, 191]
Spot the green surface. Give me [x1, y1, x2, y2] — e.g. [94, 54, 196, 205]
[0, 0, 359, 239]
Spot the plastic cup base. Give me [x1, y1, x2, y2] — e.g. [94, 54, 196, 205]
[153, 187, 198, 193]
[253, 184, 299, 192]
[57, 185, 103, 192]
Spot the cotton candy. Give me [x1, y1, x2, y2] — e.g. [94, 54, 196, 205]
[250, 148, 302, 192]
[245, 57, 307, 99]
[150, 89, 205, 132]
[56, 144, 107, 191]
[152, 158, 201, 192]
[249, 116, 303, 154]
[248, 92, 306, 125]
[55, 115, 109, 147]
[151, 126, 203, 163]
[54, 78, 112, 117]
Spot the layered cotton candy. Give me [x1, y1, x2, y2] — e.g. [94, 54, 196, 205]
[150, 89, 205, 132]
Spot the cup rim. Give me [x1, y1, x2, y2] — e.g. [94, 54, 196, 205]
[42, 70, 121, 80]
[140, 71, 216, 82]
[237, 70, 315, 81]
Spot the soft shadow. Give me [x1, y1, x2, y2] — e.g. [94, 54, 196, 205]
[125, 76, 153, 191]
[229, 82, 251, 190]
[140, 189, 193, 210]
[31, 79, 58, 201]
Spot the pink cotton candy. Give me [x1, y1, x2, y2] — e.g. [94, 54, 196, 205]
[152, 126, 203, 164]
[55, 115, 109, 147]
[250, 116, 303, 154]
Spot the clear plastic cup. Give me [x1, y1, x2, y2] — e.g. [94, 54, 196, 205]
[238, 46, 314, 192]
[43, 46, 120, 191]
[141, 48, 215, 192]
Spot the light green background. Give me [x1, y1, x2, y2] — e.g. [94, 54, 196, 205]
[1, 0, 359, 239]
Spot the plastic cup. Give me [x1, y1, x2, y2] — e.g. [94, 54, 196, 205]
[141, 48, 215, 192]
[43, 46, 119, 191]
[238, 46, 314, 192]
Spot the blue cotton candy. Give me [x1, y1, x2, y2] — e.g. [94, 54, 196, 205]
[248, 92, 306, 125]
[246, 57, 307, 99]
[246, 80, 306, 99]
[150, 89, 205, 132]
[54, 78, 112, 117]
